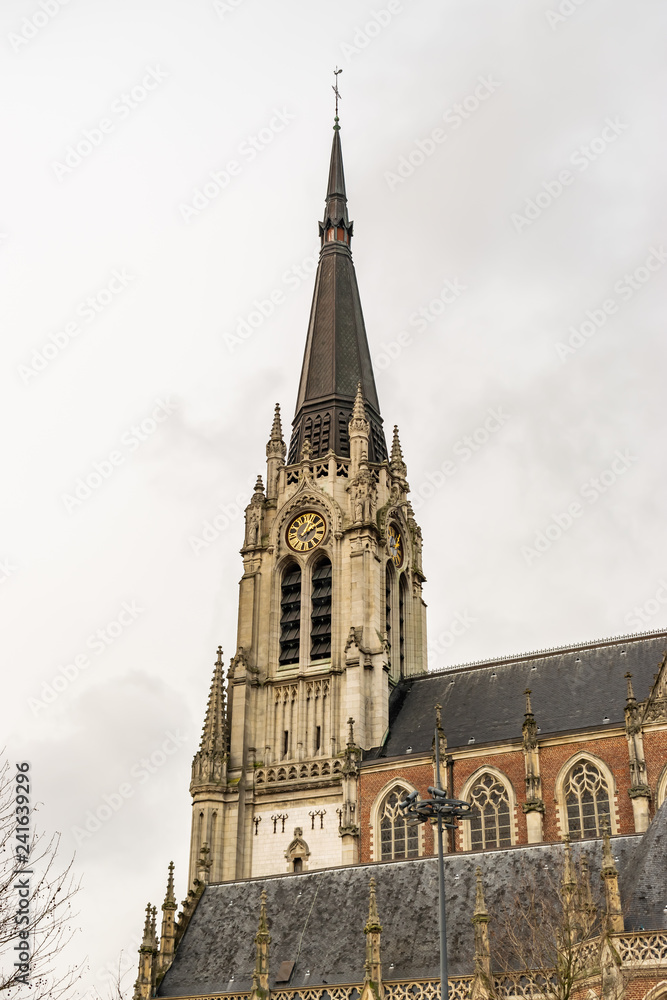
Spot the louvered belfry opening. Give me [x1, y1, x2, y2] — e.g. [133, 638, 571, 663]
[310, 557, 332, 660]
[279, 564, 302, 665]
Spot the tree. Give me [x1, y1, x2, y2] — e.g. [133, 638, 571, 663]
[0, 753, 82, 999]
[488, 840, 611, 1000]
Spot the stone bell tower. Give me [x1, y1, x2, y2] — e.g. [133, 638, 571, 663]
[188, 114, 427, 887]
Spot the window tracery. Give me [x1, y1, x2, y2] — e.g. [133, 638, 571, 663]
[469, 773, 513, 850]
[564, 760, 611, 838]
[379, 787, 419, 860]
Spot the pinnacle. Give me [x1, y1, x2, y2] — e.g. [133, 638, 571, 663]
[473, 866, 488, 917]
[253, 474, 265, 495]
[352, 383, 367, 422]
[390, 425, 407, 477]
[365, 876, 381, 932]
[163, 861, 176, 908]
[625, 671, 636, 703]
[256, 889, 270, 940]
[197, 646, 227, 756]
[267, 404, 286, 458]
[141, 903, 153, 948]
[524, 688, 534, 717]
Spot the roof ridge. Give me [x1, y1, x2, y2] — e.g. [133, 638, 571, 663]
[425, 627, 667, 677]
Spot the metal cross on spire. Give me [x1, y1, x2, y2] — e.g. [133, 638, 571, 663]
[332, 66, 342, 118]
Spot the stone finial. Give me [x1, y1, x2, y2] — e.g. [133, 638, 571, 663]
[365, 877, 382, 933]
[267, 403, 286, 457]
[522, 688, 539, 751]
[192, 647, 228, 799]
[301, 438, 312, 462]
[364, 877, 383, 994]
[158, 863, 178, 977]
[351, 383, 368, 423]
[625, 671, 636, 705]
[473, 867, 488, 920]
[163, 861, 176, 909]
[471, 867, 491, 988]
[435, 703, 442, 730]
[524, 688, 533, 717]
[347, 717, 356, 747]
[252, 890, 271, 995]
[390, 425, 407, 479]
[600, 826, 624, 933]
[140, 903, 153, 950]
[135, 903, 158, 1000]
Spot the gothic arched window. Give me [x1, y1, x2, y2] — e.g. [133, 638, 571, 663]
[379, 787, 419, 861]
[310, 557, 332, 660]
[565, 760, 611, 839]
[279, 563, 301, 664]
[469, 773, 513, 850]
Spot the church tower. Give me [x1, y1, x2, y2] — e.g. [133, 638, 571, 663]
[188, 114, 427, 886]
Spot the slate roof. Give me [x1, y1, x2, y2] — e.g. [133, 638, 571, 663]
[367, 631, 667, 759]
[621, 801, 667, 930]
[158, 834, 657, 997]
[288, 125, 386, 465]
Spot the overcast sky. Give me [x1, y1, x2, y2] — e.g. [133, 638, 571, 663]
[2, 0, 667, 994]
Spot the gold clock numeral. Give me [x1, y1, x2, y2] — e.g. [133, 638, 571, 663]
[388, 526, 402, 567]
[287, 512, 326, 552]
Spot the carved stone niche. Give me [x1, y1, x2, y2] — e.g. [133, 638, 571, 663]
[285, 827, 310, 873]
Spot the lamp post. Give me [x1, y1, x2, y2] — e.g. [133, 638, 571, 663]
[399, 727, 472, 1000]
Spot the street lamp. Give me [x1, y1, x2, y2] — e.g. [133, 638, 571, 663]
[399, 725, 472, 1000]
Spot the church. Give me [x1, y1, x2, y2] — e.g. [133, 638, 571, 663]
[132, 112, 667, 1000]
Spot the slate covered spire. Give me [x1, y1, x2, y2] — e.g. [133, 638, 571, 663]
[288, 118, 387, 465]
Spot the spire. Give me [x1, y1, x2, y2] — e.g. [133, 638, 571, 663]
[390, 426, 407, 479]
[288, 121, 386, 465]
[191, 647, 228, 788]
[324, 121, 349, 231]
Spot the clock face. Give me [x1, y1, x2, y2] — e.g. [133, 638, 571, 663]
[287, 511, 326, 552]
[388, 525, 403, 567]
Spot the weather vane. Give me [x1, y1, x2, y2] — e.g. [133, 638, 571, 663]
[332, 66, 342, 118]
